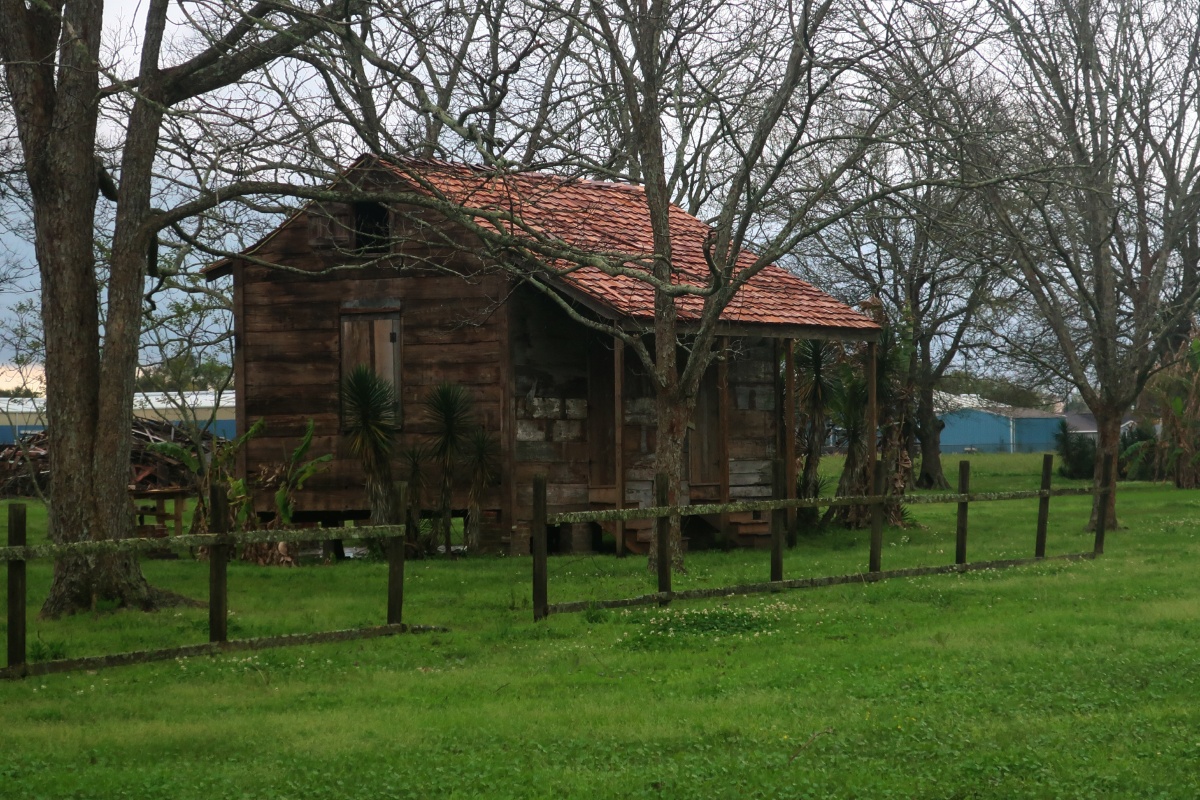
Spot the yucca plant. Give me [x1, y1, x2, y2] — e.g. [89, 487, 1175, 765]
[463, 427, 500, 551]
[341, 365, 400, 524]
[795, 339, 842, 534]
[825, 370, 871, 528]
[423, 383, 475, 556]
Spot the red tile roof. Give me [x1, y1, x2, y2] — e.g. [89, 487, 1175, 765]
[379, 159, 878, 335]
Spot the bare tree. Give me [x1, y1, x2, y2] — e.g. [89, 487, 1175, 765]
[227, 0, 981, 567]
[965, 0, 1200, 526]
[88, 0, 994, 573]
[500, 0, 977, 565]
[1, 0, 354, 615]
[802, 149, 1008, 489]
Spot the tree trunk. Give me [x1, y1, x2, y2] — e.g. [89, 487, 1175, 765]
[438, 453, 454, 556]
[17, 0, 187, 617]
[799, 414, 825, 497]
[795, 413, 825, 531]
[19, 21, 162, 617]
[648, 382, 687, 573]
[880, 413, 909, 526]
[1088, 407, 1121, 531]
[914, 387, 949, 489]
[466, 503, 480, 552]
[827, 438, 872, 528]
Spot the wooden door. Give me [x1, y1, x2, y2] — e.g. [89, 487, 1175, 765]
[340, 314, 402, 425]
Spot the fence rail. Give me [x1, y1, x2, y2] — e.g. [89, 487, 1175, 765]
[545, 487, 1095, 526]
[546, 553, 1097, 615]
[530, 454, 1115, 621]
[2, 483, 426, 680]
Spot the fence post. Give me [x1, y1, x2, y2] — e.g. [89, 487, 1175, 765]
[532, 474, 548, 621]
[388, 482, 408, 626]
[1094, 456, 1113, 556]
[771, 459, 785, 582]
[1035, 454, 1053, 558]
[7, 503, 27, 675]
[655, 472, 672, 604]
[956, 460, 970, 565]
[869, 460, 884, 573]
[208, 483, 229, 644]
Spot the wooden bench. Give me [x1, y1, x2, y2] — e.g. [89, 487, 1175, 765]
[130, 487, 188, 538]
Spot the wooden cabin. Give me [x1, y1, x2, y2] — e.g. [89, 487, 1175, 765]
[204, 157, 879, 553]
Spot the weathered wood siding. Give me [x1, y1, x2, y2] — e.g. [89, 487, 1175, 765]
[508, 282, 780, 525]
[618, 336, 778, 509]
[510, 289, 592, 515]
[235, 209, 509, 520]
[724, 337, 778, 499]
[236, 209, 782, 536]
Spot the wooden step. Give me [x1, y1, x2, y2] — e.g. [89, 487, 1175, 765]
[730, 520, 769, 535]
[736, 532, 774, 550]
[622, 528, 690, 555]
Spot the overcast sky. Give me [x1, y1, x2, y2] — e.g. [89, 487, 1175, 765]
[1, 0, 153, 356]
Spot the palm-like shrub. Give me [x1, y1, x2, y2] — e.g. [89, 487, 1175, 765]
[424, 382, 475, 555]
[826, 370, 872, 527]
[795, 340, 842, 533]
[463, 427, 500, 551]
[341, 365, 400, 524]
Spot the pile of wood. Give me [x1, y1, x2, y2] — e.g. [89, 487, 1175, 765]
[0, 417, 220, 496]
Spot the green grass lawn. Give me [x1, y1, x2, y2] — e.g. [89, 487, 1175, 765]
[2, 453, 1199, 798]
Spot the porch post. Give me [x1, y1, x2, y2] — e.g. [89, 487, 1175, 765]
[866, 340, 878, 471]
[614, 335, 625, 557]
[718, 336, 732, 541]
[784, 339, 797, 532]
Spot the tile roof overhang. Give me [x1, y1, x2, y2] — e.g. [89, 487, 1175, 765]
[207, 156, 880, 340]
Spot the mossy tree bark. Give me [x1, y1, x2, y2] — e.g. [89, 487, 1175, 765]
[915, 387, 950, 490]
[1, 0, 344, 616]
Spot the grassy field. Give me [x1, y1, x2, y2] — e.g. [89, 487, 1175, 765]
[2, 453, 1198, 798]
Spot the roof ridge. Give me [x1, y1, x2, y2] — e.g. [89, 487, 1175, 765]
[378, 154, 648, 194]
[209, 156, 878, 334]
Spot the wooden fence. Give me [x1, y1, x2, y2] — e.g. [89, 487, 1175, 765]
[1, 485, 433, 680]
[529, 454, 1115, 620]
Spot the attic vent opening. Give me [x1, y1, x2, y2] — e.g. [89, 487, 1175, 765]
[353, 202, 390, 254]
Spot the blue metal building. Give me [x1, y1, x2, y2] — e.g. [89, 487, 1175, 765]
[939, 404, 1062, 454]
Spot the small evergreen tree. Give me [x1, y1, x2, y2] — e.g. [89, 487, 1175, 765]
[1054, 420, 1096, 480]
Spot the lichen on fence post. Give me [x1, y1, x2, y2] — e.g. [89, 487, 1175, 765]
[7, 503, 27, 676]
[532, 474, 548, 621]
[956, 460, 970, 565]
[208, 484, 229, 643]
[771, 459, 785, 582]
[388, 482, 407, 625]
[1036, 454, 1053, 558]
[869, 461, 884, 573]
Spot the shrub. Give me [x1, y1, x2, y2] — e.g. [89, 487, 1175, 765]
[1054, 420, 1096, 479]
[1120, 425, 1157, 482]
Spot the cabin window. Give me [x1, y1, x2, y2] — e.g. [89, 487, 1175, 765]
[340, 313, 402, 428]
[353, 202, 390, 254]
